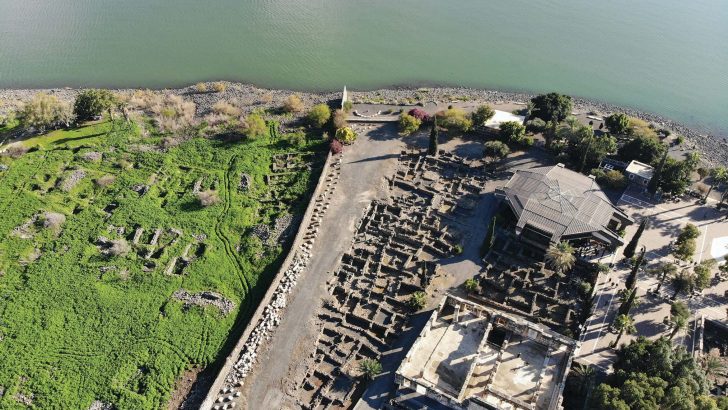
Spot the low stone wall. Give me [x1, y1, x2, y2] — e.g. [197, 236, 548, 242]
[201, 150, 341, 409]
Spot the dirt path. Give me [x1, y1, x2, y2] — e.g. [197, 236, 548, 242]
[240, 124, 411, 409]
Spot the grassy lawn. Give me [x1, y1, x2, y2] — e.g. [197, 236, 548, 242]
[0, 119, 324, 409]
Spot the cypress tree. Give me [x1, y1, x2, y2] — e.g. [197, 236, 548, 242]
[625, 247, 645, 290]
[648, 147, 669, 195]
[623, 219, 647, 259]
[481, 216, 496, 257]
[428, 118, 439, 156]
[618, 287, 637, 316]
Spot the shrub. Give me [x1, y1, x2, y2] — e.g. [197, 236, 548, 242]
[499, 121, 526, 145]
[483, 140, 510, 162]
[20, 93, 73, 132]
[307, 104, 331, 128]
[283, 95, 304, 113]
[149, 95, 197, 133]
[108, 239, 131, 257]
[436, 108, 472, 135]
[40, 212, 66, 233]
[408, 291, 427, 311]
[526, 117, 547, 132]
[194, 82, 208, 93]
[591, 168, 627, 189]
[342, 100, 353, 113]
[212, 100, 241, 117]
[74, 89, 117, 122]
[212, 82, 226, 93]
[95, 174, 116, 187]
[241, 113, 267, 139]
[605, 113, 630, 135]
[197, 190, 220, 207]
[284, 130, 306, 147]
[335, 127, 357, 144]
[333, 109, 348, 129]
[464, 278, 479, 293]
[358, 359, 382, 380]
[407, 108, 431, 122]
[330, 139, 344, 154]
[398, 113, 421, 136]
[471, 104, 495, 127]
[3, 144, 30, 159]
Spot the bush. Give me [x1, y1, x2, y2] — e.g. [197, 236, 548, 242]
[40, 212, 66, 234]
[342, 100, 353, 113]
[398, 113, 421, 136]
[194, 83, 208, 93]
[335, 127, 357, 144]
[408, 291, 427, 311]
[95, 174, 116, 187]
[408, 108, 431, 123]
[74, 89, 117, 122]
[330, 139, 344, 154]
[605, 113, 630, 135]
[358, 359, 382, 380]
[464, 278, 479, 293]
[471, 104, 495, 127]
[483, 140, 510, 162]
[499, 121, 526, 145]
[20, 93, 73, 132]
[212, 82, 226, 93]
[283, 95, 304, 113]
[526, 117, 547, 132]
[332, 109, 348, 129]
[436, 108, 472, 135]
[108, 239, 131, 257]
[307, 104, 331, 128]
[591, 168, 627, 189]
[149, 95, 197, 133]
[197, 190, 220, 207]
[241, 113, 267, 139]
[284, 130, 306, 147]
[212, 100, 241, 117]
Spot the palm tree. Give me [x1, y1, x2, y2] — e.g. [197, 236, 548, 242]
[546, 241, 576, 275]
[358, 359, 383, 381]
[701, 353, 727, 384]
[464, 278, 479, 293]
[570, 362, 597, 402]
[408, 291, 427, 311]
[705, 167, 728, 200]
[650, 262, 677, 292]
[668, 301, 690, 339]
[671, 269, 694, 300]
[612, 314, 636, 347]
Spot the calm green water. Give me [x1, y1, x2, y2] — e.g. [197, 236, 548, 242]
[0, 0, 727, 134]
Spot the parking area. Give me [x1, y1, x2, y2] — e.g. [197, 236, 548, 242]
[575, 190, 728, 371]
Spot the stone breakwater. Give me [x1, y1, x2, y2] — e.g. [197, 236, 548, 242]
[1, 83, 726, 165]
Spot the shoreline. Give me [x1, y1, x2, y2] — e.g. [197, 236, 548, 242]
[1, 82, 726, 166]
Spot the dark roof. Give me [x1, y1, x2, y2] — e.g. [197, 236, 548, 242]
[497, 164, 630, 245]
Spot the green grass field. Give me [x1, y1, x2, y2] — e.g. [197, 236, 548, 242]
[0, 119, 324, 408]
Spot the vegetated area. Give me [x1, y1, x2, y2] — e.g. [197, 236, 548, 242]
[0, 96, 326, 408]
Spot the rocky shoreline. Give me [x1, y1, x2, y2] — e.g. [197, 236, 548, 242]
[1, 83, 726, 166]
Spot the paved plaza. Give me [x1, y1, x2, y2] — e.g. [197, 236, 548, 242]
[575, 188, 728, 371]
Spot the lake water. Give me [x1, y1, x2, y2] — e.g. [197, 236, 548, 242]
[0, 0, 726, 134]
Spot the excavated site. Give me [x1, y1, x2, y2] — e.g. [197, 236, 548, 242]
[273, 151, 488, 409]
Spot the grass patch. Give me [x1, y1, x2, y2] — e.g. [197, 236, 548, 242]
[0, 119, 324, 409]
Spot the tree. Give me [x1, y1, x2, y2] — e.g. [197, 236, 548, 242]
[623, 219, 647, 259]
[398, 113, 422, 136]
[428, 119, 439, 156]
[605, 113, 630, 135]
[480, 216, 496, 257]
[483, 141, 510, 163]
[694, 259, 716, 291]
[335, 127, 357, 144]
[436, 108, 472, 135]
[545, 241, 576, 275]
[592, 168, 627, 189]
[408, 291, 427, 311]
[705, 167, 728, 200]
[464, 278, 479, 293]
[672, 269, 694, 299]
[307, 103, 331, 128]
[648, 148, 669, 195]
[499, 121, 526, 145]
[669, 301, 690, 339]
[650, 262, 677, 292]
[571, 133, 617, 173]
[618, 134, 666, 165]
[358, 359, 382, 381]
[673, 224, 700, 261]
[73, 89, 117, 122]
[530, 93, 573, 122]
[241, 113, 267, 139]
[282, 94, 304, 113]
[19, 93, 73, 132]
[617, 288, 638, 316]
[612, 314, 636, 347]
[471, 104, 495, 127]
